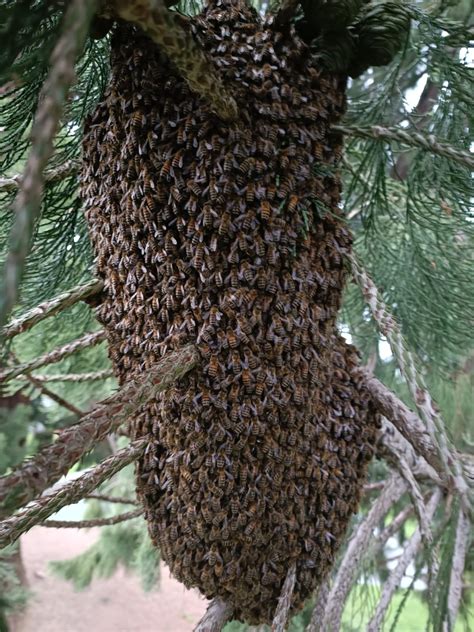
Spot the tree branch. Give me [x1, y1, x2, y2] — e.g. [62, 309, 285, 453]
[350, 253, 468, 497]
[0, 0, 98, 329]
[0, 440, 146, 549]
[272, 563, 297, 632]
[320, 475, 407, 632]
[363, 369, 442, 476]
[23, 372, 83, 417]
[41, 508, 143, 528]
[0, 345, 198, 517]
[0, 159, 79, 194]
[366, 489, 441, 632]
[16, 369, 114, 383]
[445, 506, 470, 631]
[334, 124, 473, 170]
[112, 0, 238, 122]
[85, 493, 138, 505]
[2, 279, 104, 340]
[193, 597, 233, 632]
[305, 575, 331, 632]
[0, 331, 106, 384]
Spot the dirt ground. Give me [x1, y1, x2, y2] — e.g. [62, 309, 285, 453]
[11, 526, 209, 632]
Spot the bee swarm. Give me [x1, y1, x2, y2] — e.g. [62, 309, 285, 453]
[82, 0, 379, 623]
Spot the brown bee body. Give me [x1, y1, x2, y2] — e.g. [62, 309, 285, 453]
[82, 5, 379, 625]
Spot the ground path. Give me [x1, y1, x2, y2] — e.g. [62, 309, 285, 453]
[12, 527, 208, 632]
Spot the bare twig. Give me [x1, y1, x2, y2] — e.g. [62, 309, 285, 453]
[112, 0, 238, 122]
[41, 508, 143, 528]
[23, 372, 83, 417]
[2, 279, 103, 340]
[366, 489, 441, 632]
[445, 506, 471, 631]
[0, 331, 106, 384]
[320, 475, 407, 632]
[0, 0, 97, 330]
[272, 563, 297, 632]
[16, 369, 114, 383]
[193, 597, 233, 632]
[86, 493, 138, 505]
[0, 345, 198, 516]
[0, 440, 146, 549]
[334, 124, 474, 170]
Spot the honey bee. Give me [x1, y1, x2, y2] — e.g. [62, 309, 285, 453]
[288, 194, 299, 213]
[208, 355, 219, 378]
[219, 212, 232, 237]
[160, 158, 173, 179]
[259, 200, 271, 222]
[246, 183, 255, 202]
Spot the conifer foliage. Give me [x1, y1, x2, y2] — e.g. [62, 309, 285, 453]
[0, 0, 472, 630]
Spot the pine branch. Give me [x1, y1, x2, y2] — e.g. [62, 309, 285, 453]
[366, 489, 442, 632]
[305, 576, 331, 632]
[320, 475, 407, 632]
[362, 369, 442, 476]
[41, 508, 143, 528]
[334, 124, 474, 170]
[193, 597, 233, 632]
[445, 506, 470, 631]
[391, 453, 433, 544]
[112, 0, 238, 122]
[0, 345, 197, 517]
[351, 253, 468, 497]
[0, 160, 79, 194]
[272, 563, 297, 632]
[0, 440, 146, 549]
[0, 0, 98, 330]
[85, 493, 138, 505]
[15, 369, 114, 383]
[0, 331, 106, 384]
[2, 279, 104, 340]
[379, 419, 443, 487]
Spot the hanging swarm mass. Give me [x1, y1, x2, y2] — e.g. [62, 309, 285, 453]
[82, 0, 380, 623]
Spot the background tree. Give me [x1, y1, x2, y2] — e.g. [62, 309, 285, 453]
[0, 0, 472, 630]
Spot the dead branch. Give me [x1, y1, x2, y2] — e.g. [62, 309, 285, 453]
[0, 345, 198, 516]
[0, 330, 106, 384]
[41, 508, 143, 528]
[193, 597, 233, 632]
[0, 0, 98, 330]
[2, 279, 103, 340]
[0, 440, 146, 549]
[272, 563, 297, 632]
[112, 0, 238, 122]
[320, 475, 407, 632]
[366, 489, 442, 632]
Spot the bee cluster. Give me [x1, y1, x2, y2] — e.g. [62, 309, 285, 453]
[82, 0, 379, 623]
